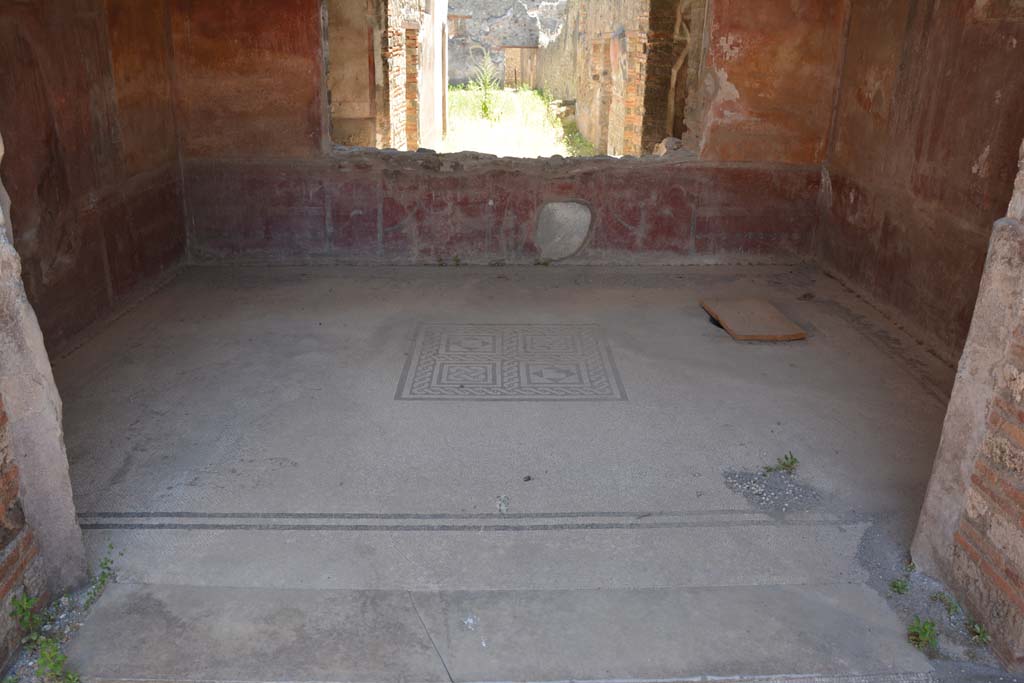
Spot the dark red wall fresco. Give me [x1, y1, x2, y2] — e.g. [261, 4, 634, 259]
[0, 0, 185, 345]
[819, 0, 1024, 354]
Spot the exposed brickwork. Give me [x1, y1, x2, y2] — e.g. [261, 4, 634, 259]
[947, 216, 1024, 670]
[0, 398, 46, 672]
[537, 0, 653, 156]
[405, 28, 421, 151]
[536, 0, 708, 156]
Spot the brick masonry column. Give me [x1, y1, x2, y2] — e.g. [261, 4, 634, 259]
[621, 30, 649, 157]
[405, 28, 420, 151]
[913, 139, 1024, 670]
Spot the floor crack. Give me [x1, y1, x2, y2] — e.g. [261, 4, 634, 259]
[408, 591, 456, 683]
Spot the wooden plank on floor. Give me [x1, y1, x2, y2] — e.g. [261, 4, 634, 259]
[701, 299, 807, 342]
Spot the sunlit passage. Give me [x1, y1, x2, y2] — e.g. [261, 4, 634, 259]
[326, 0, 706, 158]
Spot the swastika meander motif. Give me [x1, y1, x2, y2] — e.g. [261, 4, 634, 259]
[396, 324, 627, 401]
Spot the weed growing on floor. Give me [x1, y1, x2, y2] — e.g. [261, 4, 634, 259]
[83, 544, 117, 610]
[889, 577, 910, 595]
[969, 620, 992, 645]
[561, 121, 596, 157]
[452, 254, 462, 267]
[36, 637, 79, 683]
[470, 58, 500, 121]
[908, 616, 939, 652]
[8, 593, 81, 683]
[763, 452, 799, 475]
[930, 591, 960, 617]
[11, 595, 45, 646]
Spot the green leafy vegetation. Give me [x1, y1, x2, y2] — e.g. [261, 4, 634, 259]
[561, 121, 596, 157]
[83, 544, 117, 610]
[470, 58, 500, 121]
[889, 577, 909, 595]
[763, 452, 799, 475]
[9, 595, 79, 682]
[443, 85, 595, 158]
[37, 637, 79, 683]
[969, 620, 991, 645]
[907, 616, 939, 652]
[930, 591, 960, 617]
[5, 546, 120, 683]
[11, 594, 44, 645]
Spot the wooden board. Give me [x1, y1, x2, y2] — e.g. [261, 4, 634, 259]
[700, 299, 807, 342]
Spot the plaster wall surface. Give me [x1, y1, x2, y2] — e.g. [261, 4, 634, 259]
[819, 0, 1024, 356]
[697, 0, 848, 165]
[415, 0, 449, 148]
[0, 0, 186, 347]
[328, 0, 379, 147]
[185, 154, 819, 264]
[169, 0, 324, 158]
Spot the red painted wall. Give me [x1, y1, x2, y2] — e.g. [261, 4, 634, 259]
[819, 0, 1024, 355]
[0, 0, 185, 346]
[171, 0, 822, 265]
[699, 0, 849, 165]
[185, 155, 819, 263]
[169, 0, 324, 158]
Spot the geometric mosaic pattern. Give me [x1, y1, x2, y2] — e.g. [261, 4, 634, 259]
[396, 324, 627, 401]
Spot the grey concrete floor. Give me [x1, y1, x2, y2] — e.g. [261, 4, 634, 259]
[52, 265, 994, 681]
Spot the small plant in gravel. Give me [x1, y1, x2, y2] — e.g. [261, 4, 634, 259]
[931, 591, 960, 617]
[8, 592, 81, 683]
[908, 616, 939, 652]
[83, 544, 117, 610]
[763, 452, 799, 475]
[11, 594, 45, 646]
[903, 560, 916, 573]
[889, 577, 910, 595]
[969, 620, 992, 645]
[37, 637, 79, 683]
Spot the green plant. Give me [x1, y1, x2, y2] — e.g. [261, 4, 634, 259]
[889, 577, 909, 595]
[907, 616, 938, 652]
[11, 593, 44, 639]
[561, 121, 596, 157]
[37, 637, 78, 683]
[83, 544, 116, 610]
[453, 254, 462, 267]
[969, 620, 991, 645]
[904, 560, 917, 573]
[763, 452, 799, 475]
[931, 591, 960, 617]
[470, 58, 500, 121]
